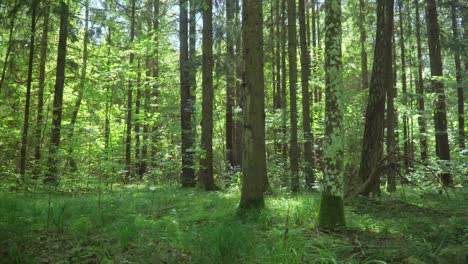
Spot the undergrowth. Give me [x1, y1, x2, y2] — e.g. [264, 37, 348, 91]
[0, 185, 467, 263]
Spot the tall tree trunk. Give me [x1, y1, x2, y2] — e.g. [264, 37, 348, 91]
[19, 0, 38, 175]
[0, 1, 18, 93]
[125, 0, 136, 182]
[34, 0, 50, 168]
[46, 1, 69, 183]
[199, 0, 217, 190]
[425, 0, 452, 186]
[68, 0, 89, 172]
[151, 0, 161, 168]
[451, 0, 465, 150]
[288, 0, 299, 192]
[104, 27, 112, 154]
[398, 0, 411, 172]
[239, 0, 267, 209]
[281, 0, 288, 167]
[358, 0, 394, 197]
[299, 0, 315, 189]
[386, 37, 397, 193]
[274, 0, 282, 155]
[318, 0, 345, 228]
[233, 0, 242, 169]
[359, 0, 369, 90]
[226, 0, 235, 171]
[414, 0, 428, 161]
[135, 60, 142, 178]
[180, 0, 196, 187]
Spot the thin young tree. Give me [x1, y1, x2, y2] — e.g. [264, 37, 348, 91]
[226, 0, 235, 171]
[359, 0, 369, 90]
[239, 0, 268, 210]
[0, 1, 18, 93]
[19, 0, 38, 175]
[199, 0, 217, 190]
[425, 0, 452, 186]
[125, 0, 136, 182]
[358, 0, 394, 196]
[317, 0, 345, 228]
[46, 1, 69, 183]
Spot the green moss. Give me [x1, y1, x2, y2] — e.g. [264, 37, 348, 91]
[318, 193, 345, 229]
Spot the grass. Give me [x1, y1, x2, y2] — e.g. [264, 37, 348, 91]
[0, 185, 467, 263]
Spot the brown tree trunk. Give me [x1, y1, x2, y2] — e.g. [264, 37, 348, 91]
[233, 0, 242, 169]
[281, 0, 288, 167]
[19, 0, 38, 176]
[239, 0, 267, 209]
[226, 0, 235, 171]
[46, 1, 69, 183]
[125, 0, 136, 182]
[151, 0, 161, 168]
[359, 0, 369, 90]
[299, 0, 315, 189]
[199, 0, 217, 190]
[358, 0, 394, 197]
[425, 0, 452, 186]
[414, 0, 428, 161]
[135, 60, 142, 178]
[0, 1, 18, 93]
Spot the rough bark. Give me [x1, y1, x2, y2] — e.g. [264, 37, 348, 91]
[318, 0, 345, 229]
[46, 1, 69, 183]
[19, 0, 38, 175]
[239, 0, 267, 210]
[425, 0, 452, 186]
[358, 0, 394, 197]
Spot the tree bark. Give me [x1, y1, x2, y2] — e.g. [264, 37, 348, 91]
[125, 0, 136, 182]
[0, 1, 18, 93]
[358, 0, 394, 197]
[425, 0, 452, 186]
[226, 0, 235, 171]
[359, 0, 369, 90]
[19, 0, 38, 175]
[46, 1, 69, 183]
[239, 0, 267, 210]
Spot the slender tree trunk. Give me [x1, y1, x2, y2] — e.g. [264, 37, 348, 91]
[19, 0, 38, 175]
[451, 0, 465, 150]
[359, 0, 369, 90]
[34, 0, 50, 169]
[288, 0, 299, 192]
[46, 1, 69, 183]
[386, 37, 397, 193]
[125, 0, 136, 182]
[425, 0, 452, 186]
[151, 0, 161, 167]
[414, 0, 428, 161]
[104, 27, 112, 154]
[281, 0, 288, 167]
[226, 0, 235, 171]
[239, 0, 267, 210]
[180, 0, 196, 187]
[233, 0, 242, 169]
[199, 0, 217, 190]
[0, 2, 17, 93]
[274, 0, 282, 155]
[398, 0, 410, 172]
[318, 0, 345, 229]
[135, 60, 142, 178]
[68, 0, 89, 172]
[299, 0, 315, 189]
[358, 0, 394, 197]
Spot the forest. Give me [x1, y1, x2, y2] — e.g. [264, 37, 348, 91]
[0, 0, 467, 263]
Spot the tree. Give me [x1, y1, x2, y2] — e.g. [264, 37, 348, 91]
[19, 0, 38, 175]
[239, 0, 267, 210]
[359, 0, 369, 90]
[180, 0, 196, 187]
[125, 0, 136, 182]
[199, 0, 217, 190]
[358, 0, 394, 196]
[226, 0, 235, 170]
[0, 1, 18, 93]
[318, 0, 345, 228]
[46, 1, 69, 183]
[414, 0, 428, 161]
[425, 0, 452, 186]
[288, 0, 299, 192]
[299, 0, 315, 189]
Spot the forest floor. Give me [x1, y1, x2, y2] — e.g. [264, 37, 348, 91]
[0, 184, 467, 264]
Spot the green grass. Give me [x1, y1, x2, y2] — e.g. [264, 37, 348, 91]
[0, 186, 467, 263]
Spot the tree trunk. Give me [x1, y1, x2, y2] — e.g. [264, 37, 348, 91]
[151, 0, 161, 168]
[414, 0, 428, 161]
[358, 0, 394, 197]
[233, 0, 242, 169]
[46, 1, 69, 183]
[68, 0, 89, 172]
[451, 0, 465, 150]
[281, 0, 288, 168]
[239, 0, 267, 210]
[180, 0, 196, 187]
[34, 0, 50, 169]
[226, 0, 235, 171]
[299, 0, 315, 189]
[359, 0, 369, 90]
[125, 0, 136, 182]
[318, 0, 345, 229]
[135, 60, 142, 178]
[19, 0, 38, 176]
[0, 1, 18, 93]
[425, 0, 452, 186]
[288, 0, 299, 192]
[199, 0, 217, 190]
